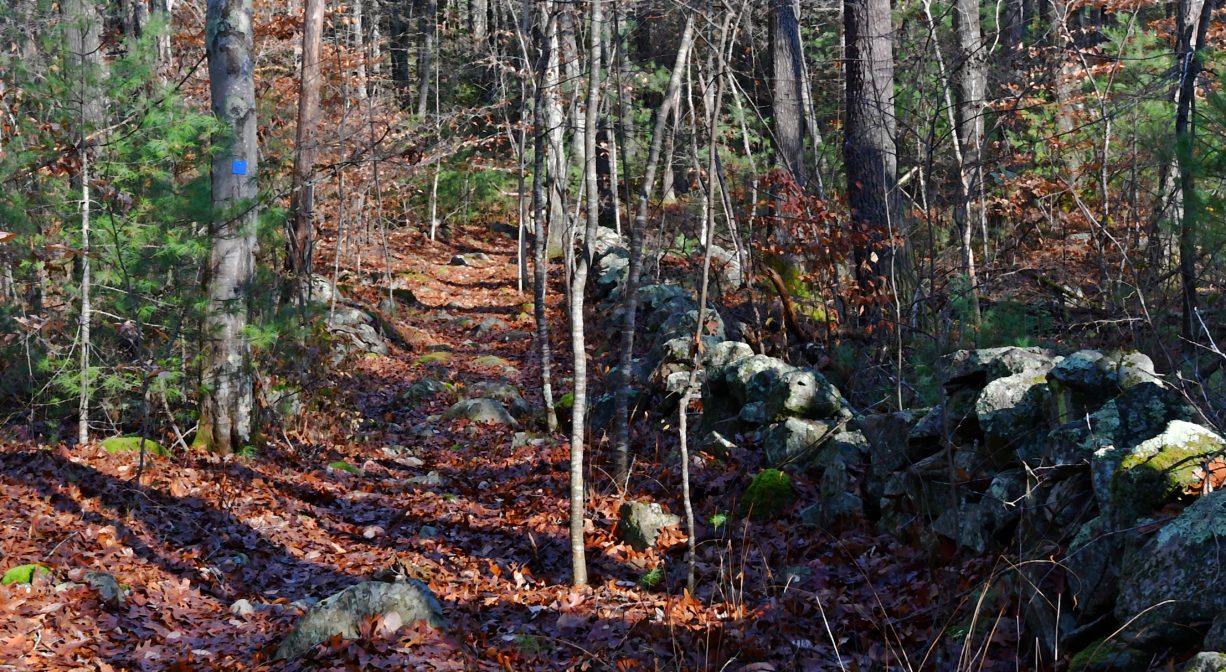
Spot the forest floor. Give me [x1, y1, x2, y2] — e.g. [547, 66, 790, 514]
[0, 222, 1020, 671]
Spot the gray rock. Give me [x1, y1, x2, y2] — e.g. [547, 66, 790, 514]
[942, 346, 1056, 389]
[764, 369, 845, 421]
[654, 308, 725, 346]
[636, 284, 690, 313]
[618, 501, 680, 551]
[1105, 420, 1226, 525]
[275, 580, 445, 660]
[1206, 611, 1226, 652]
[1063, 516, 1122, 620]
[326, 307, 389, 358]
[1182, 653, 1226, 672]
[703, 342, 755, 386]
[708, 244, 744, 288]
[764, 417, 836, 470]
[726, 355, 795, 405]
[442, 398, 518, 426]
[466, 382, 530, 418]
[1048, 350, 1109, 392]
[85, 572, 124, 609]
[1115, 488, 1226, 649]
[474, 317, 509, 337]
[308, 274, 340, 304]
[739, 401, 768, 425]
[404, 378, 448, 402]
[975, 366, 1052, 457]
[230, 599, 256, 617]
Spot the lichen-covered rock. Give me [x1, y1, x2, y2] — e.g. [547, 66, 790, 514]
[636, 284, 690, 313]
[738, 401, 768, 425]
[618, 501, 680, 551]
[326, 306, 389, 358]
[975, 366, 1053, 456]
[726, 355, 795, 405]
[942, 346, 1056, 389]
[1063, 516, 1122, 620]
[1206, 611, 1226, 652]
[1067, 639, 1146, 671]
[442, 398, 518, 426]
[276, 580, 445, 660]
[1115, 488, 1226, 649]
[1107, 420, 1225, 525]
[763, 369, 846, 421]
[703, 341, 755, 385]
[1051, 381, 1194, 472]
[764, 417, 836, 469]
[740, 468, 795, 520]
[654, 308, 725, 346]
[403, 378, 449, 402]
[641, 295, 698, 334]
[1182, 653, 1226, 672]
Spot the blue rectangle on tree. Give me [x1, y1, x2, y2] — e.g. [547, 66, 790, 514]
[231, 160, 248, 175]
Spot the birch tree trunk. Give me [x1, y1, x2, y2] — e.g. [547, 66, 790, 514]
[953, 0, 985, 324]
[533, 0, 559, 433]
[201, 0, 258, 455]
[417, 0, 437, 116]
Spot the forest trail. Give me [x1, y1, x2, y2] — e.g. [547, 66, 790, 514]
[0, 223, 992, 670]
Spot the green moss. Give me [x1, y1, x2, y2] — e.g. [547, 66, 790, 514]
[414, 352, 452, 367]
[2, 564, 50, 585]
[1068, 638, 1142, 670]
[327, 460, 360, 474]
[1111, 421, 1225, 523]
[101, 436, 169, 457]
[472, 355, 514, 369]
[741, 469, 796, 521]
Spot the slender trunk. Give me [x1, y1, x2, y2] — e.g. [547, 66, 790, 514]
[1176, 0, 1213, 342]
[953, 0, 985, 325]
[201, 0, 258, 455]
[289, 0, 325, 286]
[152, 0, 174, 74]
[534, 0, 559, 432]
[470, 0, 487, 45]
[354, 0, 369, 99]
[79, 152, 91, 445]
[417, 0, 437, 116]
[611, 15, 696, 485]
[543, 1, 568, 254]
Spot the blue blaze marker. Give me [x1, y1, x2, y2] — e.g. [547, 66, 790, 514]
[231, 159, 248, 175]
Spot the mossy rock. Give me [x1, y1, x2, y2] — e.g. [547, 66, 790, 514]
[101, 436, 169, 457]
[472, 355, 515, 370]
[740, 469, 795, 521]
[414, 352, 453, 367]
[2, 564, 51, 585]
[1068, 638, 1145, 671]
[1109, 420, 1225, 525]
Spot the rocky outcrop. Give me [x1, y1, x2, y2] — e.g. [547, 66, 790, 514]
[276, 580, 445, 660]
[618, 501, 680, 551]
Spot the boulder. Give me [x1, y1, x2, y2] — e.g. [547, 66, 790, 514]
[764, 417, 837, 470]
[1063, 516, 1122, 620]
[654, 308, 725, 346]
[942, 346, 1056, 389]
[726, 355, 795, 405]
[708, 244, 744, 288]
[703, 341, 755, 385]
[1049, 381, 1194, 468]
[974, 366, 1053, 459]
[635, 284, 690, 313]
[1115, 488, 1226, 649]
[1105, 420, 1225, 525]
[763, 369, 845, 421]
[618, 501, 680, 551]
[1182, 653, 1226, 672]
[449, 252, 490, 266]
[403, 378, 448, 402]
[442, 398, 518, 426]
[276, 580, 445, 660]
[326, 306, 389, 358]
[594, 250, 630, 297]
[640, 294, 698, 334]
[466, 382, 531, 418]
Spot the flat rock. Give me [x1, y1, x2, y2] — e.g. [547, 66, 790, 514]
[442, 398, 518, 425]
[276, 580, 445, 660]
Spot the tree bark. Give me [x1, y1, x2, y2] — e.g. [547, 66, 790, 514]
[417, 0, 437, 116]
[470, 0, 487, 45]
[953, 0, 985, 325]
[771, 0, 807, 188]
[843, 0, 904, 298]
[532, 0, 559, 433]
[289, 0, 325, 285]
[1175, 0, 1213, 342]
[201, 0, 259, 455]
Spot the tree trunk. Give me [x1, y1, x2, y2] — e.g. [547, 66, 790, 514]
[1175, 0, 1213, 342]
[771, 0, 807, 188]
[152, 0, 174, 74]
[610, 14, 695, 485]
[843, 0, 904, 298]
[417, 0, 437, 116]
[953, 0, 985, 325]
[201, 0, 259, 455]
[470, 0, 487, 46]
[390, 0, 413, 95]
[542, 1, 568, 255]
[289, 0, 325, 286]
[353, 0, 369, 99]
[533, 0, 559, 433]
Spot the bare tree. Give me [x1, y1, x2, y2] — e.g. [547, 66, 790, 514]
[770, 0, 806, 188]
[200, 0, 259, 454]
[289, 0, 326, 288]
